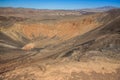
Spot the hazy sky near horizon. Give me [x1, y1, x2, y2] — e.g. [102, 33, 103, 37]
[0, 0, 120, 9]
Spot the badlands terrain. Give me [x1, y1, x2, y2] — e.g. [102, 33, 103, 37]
[0, 7, 120, 80]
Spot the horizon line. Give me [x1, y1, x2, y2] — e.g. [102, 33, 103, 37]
[0, 5, 120, 10]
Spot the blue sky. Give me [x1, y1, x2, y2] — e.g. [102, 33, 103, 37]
[0, 0, 120, 9]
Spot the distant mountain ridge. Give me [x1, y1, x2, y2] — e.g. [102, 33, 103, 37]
[0, 6, 118, 10]
[79, 6, 119, 12]
[0, 6, 119, 19]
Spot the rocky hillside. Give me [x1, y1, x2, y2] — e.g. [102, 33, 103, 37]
[0, 8, 120, 80]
